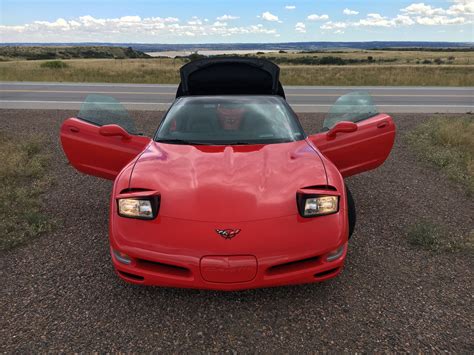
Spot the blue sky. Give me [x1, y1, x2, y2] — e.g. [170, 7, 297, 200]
[1, 0, 473, 43]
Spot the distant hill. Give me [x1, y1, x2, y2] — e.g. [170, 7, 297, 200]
[0, 46, 151, 60]
[1, 41, 472, 53]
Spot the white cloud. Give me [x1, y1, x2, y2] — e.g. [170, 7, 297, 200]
[216, 14, 239, 21]
[212, 21, 227, 27]
[402, 3, 446, 16]
[401, 1, 474, 17]
[307, 14, 329, 21]
[343, 8, 359, 16]
[188, 17, 203, 26]
[447, 0, 474, 15]
[2, 2, 472, 42]
[415, 15, 466, 25]
[400, 1, 473, 25]
[295, 22, 306, 33]
[261, 11, 280, 22]
[0, 15, 278, 41]
[355, 13, 394, 27]
[393, 15, 416, 26]
[320, 21, 347, 30]
[318, 1, 472, 34]
[33, 18, 73, 31]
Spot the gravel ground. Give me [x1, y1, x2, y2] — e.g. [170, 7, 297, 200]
[1, 109, 473, 352]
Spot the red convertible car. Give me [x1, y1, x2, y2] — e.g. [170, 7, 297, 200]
[60, 58, 396, 290]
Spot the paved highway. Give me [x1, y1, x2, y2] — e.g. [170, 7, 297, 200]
[0, 81, 472, 113]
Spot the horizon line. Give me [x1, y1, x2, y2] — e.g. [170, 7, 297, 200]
[1, 41, 473, 45]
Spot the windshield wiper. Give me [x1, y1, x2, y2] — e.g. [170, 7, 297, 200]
[157, 139, 255, 146]
[227, 142, 251, 145]
[156, 138, 211, 145]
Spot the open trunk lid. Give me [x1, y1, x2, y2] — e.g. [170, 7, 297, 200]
[176, 57, 285, 98]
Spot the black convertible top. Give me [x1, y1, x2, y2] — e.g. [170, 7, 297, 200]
[176, 57, 285, 99]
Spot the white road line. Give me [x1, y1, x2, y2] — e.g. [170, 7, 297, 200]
[291, 104, 474, 108]
[1, 100, 473, 108]
[0, 82, 179, 88]
[1, 89, 471, 98]
[1, 82, 473, 91]
[0, 100, 165, 105]
[284, 86, 474, 91]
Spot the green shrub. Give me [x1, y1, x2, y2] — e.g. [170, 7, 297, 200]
[406, 221, 443, 251]
[406, 220, 473, 253]
[40, 60, 69, 69]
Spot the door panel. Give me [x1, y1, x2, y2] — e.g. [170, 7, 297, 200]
[61, 118, 151, 180]
[309, 114, 396, 177]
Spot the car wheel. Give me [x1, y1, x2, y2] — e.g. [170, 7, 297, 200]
[346, 185, 356, 239]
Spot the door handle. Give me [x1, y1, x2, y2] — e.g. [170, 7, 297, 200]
[377, 121, 388, 129]
[69, 126, 80, 133]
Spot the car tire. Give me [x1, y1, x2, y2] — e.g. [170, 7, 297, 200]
[346, 185, 356, 239]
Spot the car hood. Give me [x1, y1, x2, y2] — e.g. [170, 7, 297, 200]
[129, 140, 327, 222]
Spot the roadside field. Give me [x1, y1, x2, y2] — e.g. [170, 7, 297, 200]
[407, 117, 474, 195]
[279, 65, 474, 86]
[1, 109, 472, 352]
[258, 49, 474, 65]
[0, 133, 54, 250]
[0, 45, 149, 61]
[1, 56, 473, 86]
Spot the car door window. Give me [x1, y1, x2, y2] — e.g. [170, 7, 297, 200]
[323, 91, 378, 130]
[77, 94, 137, 134]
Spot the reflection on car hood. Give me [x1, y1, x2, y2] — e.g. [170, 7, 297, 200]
[130, 140, 327, 222]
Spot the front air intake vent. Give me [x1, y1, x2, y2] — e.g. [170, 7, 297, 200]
[266, 255, 321, 276]
[136, 258, 192, 278]
[300, 185, 337, 191]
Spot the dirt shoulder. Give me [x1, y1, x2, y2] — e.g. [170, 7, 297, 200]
[1, 110, 472, 352]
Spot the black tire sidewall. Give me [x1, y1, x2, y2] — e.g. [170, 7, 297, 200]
[346, 185, 356, 239]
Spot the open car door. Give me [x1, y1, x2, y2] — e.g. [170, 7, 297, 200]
[309, 92, 396, 178]
[60, 95, 151, 180]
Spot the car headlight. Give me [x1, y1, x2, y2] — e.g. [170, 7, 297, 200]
[117, 197, 159, 220]
[297, 194, 339, 217]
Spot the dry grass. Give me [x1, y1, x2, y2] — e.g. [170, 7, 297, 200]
[0, 58, 183, 84]
[406, 116, 474, 253]
[1, 57, 473, 86]
[406, 220, 473, 253]
[260, 49, 474, 65]
[280, 65, 474, 86]
[407, 116, 474, 194]
[0, 133, 54, 250]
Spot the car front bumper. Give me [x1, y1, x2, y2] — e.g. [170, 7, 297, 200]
[109, 213, 348, 291]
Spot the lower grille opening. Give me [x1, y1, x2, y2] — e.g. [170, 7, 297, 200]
[118, 270, 145, 281]
[314, 267, 340, 279]
[267, 255, 321, 276]
[136, 258, 192, 278]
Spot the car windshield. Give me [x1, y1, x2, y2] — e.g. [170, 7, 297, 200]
[155, 96, 305, 145]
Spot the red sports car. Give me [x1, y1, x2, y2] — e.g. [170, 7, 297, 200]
[60, 58, 396, 290]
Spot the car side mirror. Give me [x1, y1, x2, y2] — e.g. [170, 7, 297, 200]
[99, 124, 132, 140]
[326, 121, 358, 138]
